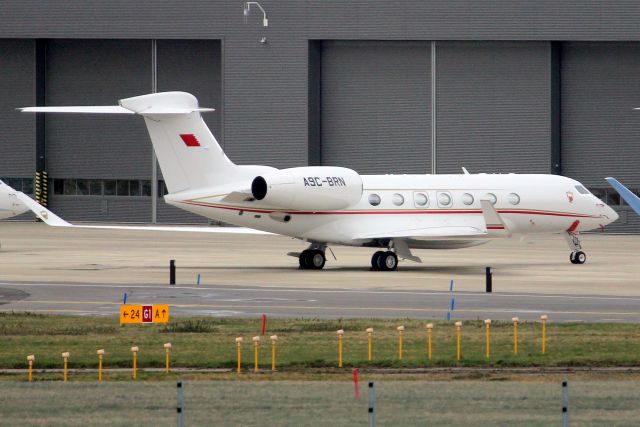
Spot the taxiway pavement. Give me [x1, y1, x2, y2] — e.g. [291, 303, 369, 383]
[2, 281, 640, 322]
[1, 222, 639, 321]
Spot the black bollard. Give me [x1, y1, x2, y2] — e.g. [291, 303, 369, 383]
[170, 260, 176, 285]
[485, 266, 492, 293]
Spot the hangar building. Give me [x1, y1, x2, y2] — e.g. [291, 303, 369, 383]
[1, 1, 639, 232]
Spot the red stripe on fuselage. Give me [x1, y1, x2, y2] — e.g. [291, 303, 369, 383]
[178, 200, 600, 219]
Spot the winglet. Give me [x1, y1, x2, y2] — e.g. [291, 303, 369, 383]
[606, 177, 640, 215]
[13, 192, 72, 227]
[480, 199, 510, 236]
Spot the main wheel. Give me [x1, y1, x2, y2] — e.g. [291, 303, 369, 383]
[299, 249, 311, 269]
[371, 251, 386, 270]
[306, 249, 326, 270]
[376, 251, 398, 271]
[574, 251, 586, 264]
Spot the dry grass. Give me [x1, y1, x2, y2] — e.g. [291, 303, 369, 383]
[1, 380, 640, 426]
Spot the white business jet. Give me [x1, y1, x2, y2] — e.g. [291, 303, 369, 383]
[0, 180, 28, 220]
[20, 92, 618, 270]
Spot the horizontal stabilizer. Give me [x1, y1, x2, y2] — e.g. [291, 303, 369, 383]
[19, 106, 215, 115]
[19, 106, 134, 114]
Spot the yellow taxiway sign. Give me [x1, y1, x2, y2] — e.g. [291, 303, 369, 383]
[120, 304, 169, 324]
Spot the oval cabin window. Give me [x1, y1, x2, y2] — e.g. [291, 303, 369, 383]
[438, 192, 452, 207]
[461, 193, 474, 205]
[368, 194, 381, 206]
[392, 193, 404, 206]
[414, 192, 428, 207]
[485, 193, 497, 205]
[508, 193, 520, 205]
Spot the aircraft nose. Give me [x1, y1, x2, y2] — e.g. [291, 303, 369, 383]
[607, 205, 619, 224]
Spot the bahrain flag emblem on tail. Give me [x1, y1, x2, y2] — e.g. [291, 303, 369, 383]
[180, 134, 200, 147]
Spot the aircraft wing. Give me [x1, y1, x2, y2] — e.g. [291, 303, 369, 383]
[14, 191, 272, 235]
[606, 177, 640, 215]
[354, 226, 487, 240]
[220, 191, 255, 204]
[353, 199, 510, 240]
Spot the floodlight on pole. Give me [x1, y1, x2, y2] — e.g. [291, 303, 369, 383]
[243, 2, 268, 27]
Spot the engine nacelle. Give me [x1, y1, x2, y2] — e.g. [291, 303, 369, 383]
[251, 166, 363, 211]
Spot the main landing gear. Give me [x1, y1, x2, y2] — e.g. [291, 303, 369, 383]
[565, 232, 586, 265]
[371, 250, 398, 271]
[298, 247, 326, 270]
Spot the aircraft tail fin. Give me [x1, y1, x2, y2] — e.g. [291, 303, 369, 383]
[21, 92, 239, 194]
[606, 177, 640, 215]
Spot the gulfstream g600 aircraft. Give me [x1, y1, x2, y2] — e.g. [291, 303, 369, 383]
[20, 92, 618, 270]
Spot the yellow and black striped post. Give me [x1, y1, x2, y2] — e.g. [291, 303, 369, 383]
[34, 171, 49, 208]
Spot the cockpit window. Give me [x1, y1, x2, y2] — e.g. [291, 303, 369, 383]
[575, 185, 590, 195]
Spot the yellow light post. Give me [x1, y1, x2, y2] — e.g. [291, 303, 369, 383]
[541, 315, 548, 354]
[426, 324, 433, 360]
[97, 349, 105, 383]
[164, 343, 172, 373]
[130, 346, 139, 380]
[455, 321, 462, 361]
[270, 335, 278, 372]
[397, 326, 405, 360]
[366, 328, 373, 362]
[27, 355, 35, 382]
[236, 337, 243, 374]
[512, 317, 519, 355]
[484, 319, 491, 359]
[337, 329, 344, 368]
[62, 352, 70, 382]
[253, 336, 260, 373]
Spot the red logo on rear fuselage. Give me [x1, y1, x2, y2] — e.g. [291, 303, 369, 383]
[180, 134, 200, 147]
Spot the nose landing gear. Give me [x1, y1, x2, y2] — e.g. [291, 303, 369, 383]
[565, 231, 586, 264]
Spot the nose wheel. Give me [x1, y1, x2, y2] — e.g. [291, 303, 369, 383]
[565, 231, 586, 265]
[299, 249, 326, 270]
[371, 251, 398, 271]
[570, 251, 586, 264]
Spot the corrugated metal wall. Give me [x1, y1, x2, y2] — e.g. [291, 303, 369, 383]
[0, 39, 35, 177]
[156, 39, 221, 224]
[561, 42, 640, 187]
[1, 2, 640, 231]
[320, 41, 431, 174]
[561, 42, 640, 233]
[46, 40, 152, 179]
[435, 41, 551, 174]
[45, 39, 152, 222]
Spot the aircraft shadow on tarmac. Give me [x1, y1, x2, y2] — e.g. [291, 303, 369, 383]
[170, 263, 554, 274]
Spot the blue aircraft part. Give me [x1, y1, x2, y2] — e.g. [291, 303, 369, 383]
[606, 177, 640, 215]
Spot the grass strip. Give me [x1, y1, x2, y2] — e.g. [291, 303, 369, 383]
[1, 312, 639, 373]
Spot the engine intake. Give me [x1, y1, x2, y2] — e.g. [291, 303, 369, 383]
[250, 166, 362, 211]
